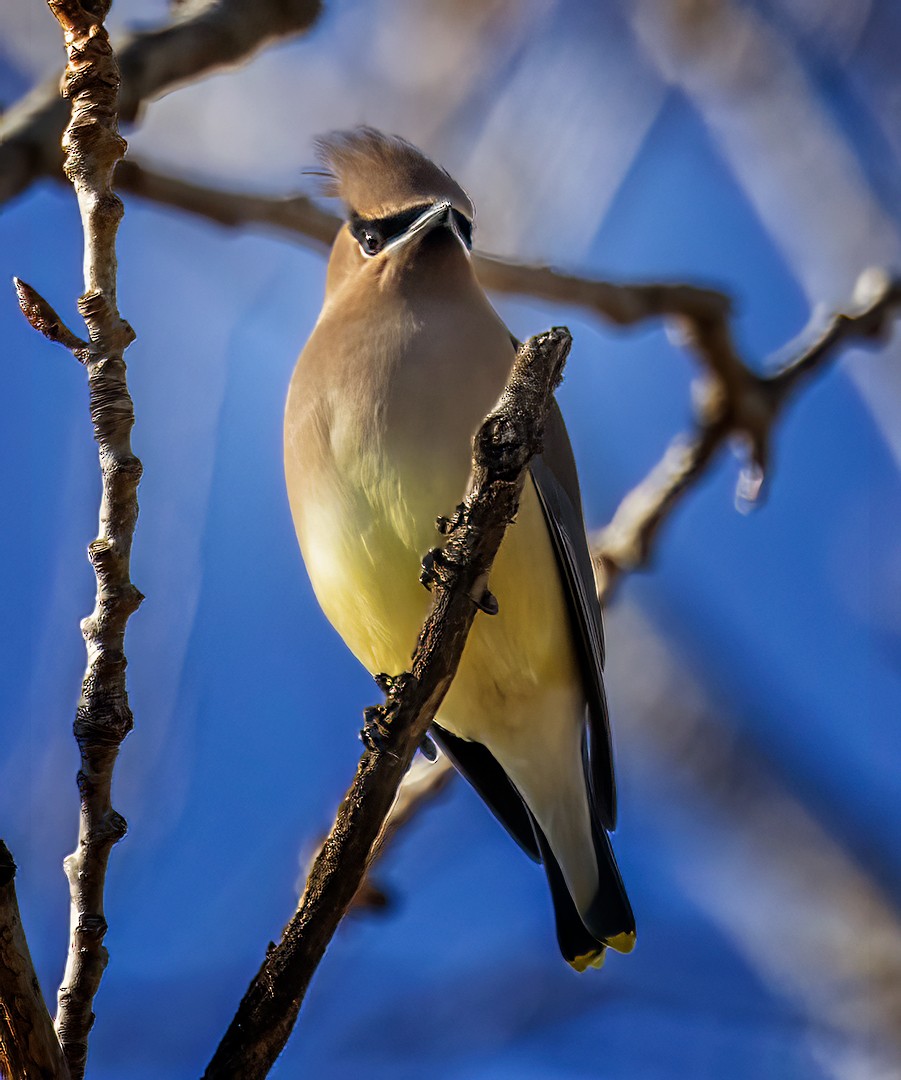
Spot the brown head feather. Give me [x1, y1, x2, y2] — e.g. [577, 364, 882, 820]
[315, 127, 473, 221]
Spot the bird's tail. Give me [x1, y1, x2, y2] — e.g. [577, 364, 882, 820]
[531, 810, 635, 972]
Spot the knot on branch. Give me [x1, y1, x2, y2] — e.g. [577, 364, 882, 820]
[473, 414, 534, 480]
[473, 328, 570, 479]
[360, 706, 391, 753]
[74, 809, 128, 848]
[373, 672, 412, 697]
[74, 914, 109, 946]
[435, 502, 467, 536]
[59, 16, 116, 87]
[63, 114, 124, 165]
[79, 288, 130, 347]
[74, 698, 134, 748]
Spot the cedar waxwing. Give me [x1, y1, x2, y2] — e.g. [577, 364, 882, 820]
[285, 128, 635, 970]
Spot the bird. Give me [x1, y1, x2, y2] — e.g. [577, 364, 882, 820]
[284, 127, 635, 971]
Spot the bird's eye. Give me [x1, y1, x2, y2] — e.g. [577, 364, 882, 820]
[350, 215, 384, 257]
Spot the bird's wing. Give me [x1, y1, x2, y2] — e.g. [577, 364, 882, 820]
[530, 400, 616, 830]
[430, 723, 541, 862]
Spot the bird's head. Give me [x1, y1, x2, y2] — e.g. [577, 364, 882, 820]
[315, 127, 474, 292]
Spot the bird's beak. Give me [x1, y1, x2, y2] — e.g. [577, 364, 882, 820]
[382, 200, 470, 258]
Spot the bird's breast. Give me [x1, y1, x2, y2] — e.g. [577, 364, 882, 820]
[286, 285, 511, 672]
[285, 275, 578, 750]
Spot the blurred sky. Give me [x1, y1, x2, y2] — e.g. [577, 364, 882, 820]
[1, 1, 900, 1077]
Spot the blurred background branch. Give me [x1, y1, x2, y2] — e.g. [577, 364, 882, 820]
[0, 0, 323, 206]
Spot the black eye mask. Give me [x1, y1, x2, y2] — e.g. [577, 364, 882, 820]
[349, 205, 473, 255]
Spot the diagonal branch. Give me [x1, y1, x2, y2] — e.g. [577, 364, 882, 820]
[0, 842, 70, 1080]
[203, 328, 571, 1080]
[0, 0, 323, 207]
[591, 269, 901, 600]
[13, 0, 143, 1074]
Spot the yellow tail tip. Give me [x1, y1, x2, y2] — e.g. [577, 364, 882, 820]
[569, 947, 606, 972]
[606, 930, 637, 955]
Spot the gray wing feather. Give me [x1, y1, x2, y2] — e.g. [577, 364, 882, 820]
[530, 401, 616, 830]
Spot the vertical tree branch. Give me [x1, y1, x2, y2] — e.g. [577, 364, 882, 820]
[0, 843, 70, 1080]
[203, 329, 571, 1080]
[15, 2, 140, 1076]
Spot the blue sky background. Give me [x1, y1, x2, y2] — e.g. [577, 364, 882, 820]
[1, 1, 900, 1077]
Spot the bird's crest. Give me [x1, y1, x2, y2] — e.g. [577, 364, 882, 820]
[315, 127, 473, 221]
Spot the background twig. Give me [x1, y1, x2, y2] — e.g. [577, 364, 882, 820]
[203, 328, 571, 1079]
[591, 269, 901, 600]
[0, 0, 323, 207]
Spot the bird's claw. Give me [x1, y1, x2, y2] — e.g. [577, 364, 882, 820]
[420, 545, 458, 591]
[360, 704, 393, 752]
[435, 501, 468, 536]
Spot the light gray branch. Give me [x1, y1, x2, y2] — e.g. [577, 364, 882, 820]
[591, 268, 901, 600]
[0, 0, 323, 207]
[14, 1, 143, 1075]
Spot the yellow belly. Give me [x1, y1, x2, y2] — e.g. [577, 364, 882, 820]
[295, 464, 581, 753]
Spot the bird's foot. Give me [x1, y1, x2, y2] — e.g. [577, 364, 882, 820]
[373, 671, 414, 699]
[435, 501, 469, 536]
[360, 704, 393, 753]
[420, 545, 459, 591]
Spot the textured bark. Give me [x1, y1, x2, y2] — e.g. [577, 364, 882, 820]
[0, 843, 69, 1080]
[203, 329, 571, 1080]
[14, 2, 141, 1077]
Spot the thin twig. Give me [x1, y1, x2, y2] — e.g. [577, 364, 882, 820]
[0, 842, 70, 1080]
[0, 0, 323, 207]
[203, 328, 571, 1080]
[13, 1, 142, 1075]
[591, 268, 901, 600]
